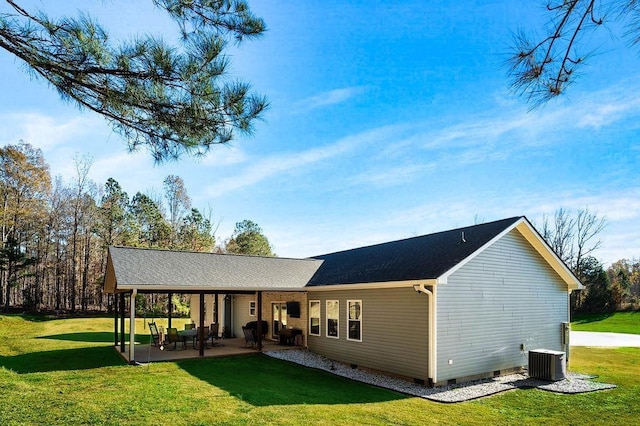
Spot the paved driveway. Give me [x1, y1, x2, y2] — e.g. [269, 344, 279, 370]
[571, 331, 640, 347]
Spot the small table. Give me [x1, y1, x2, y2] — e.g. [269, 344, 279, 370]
[177, 329, 197, 349]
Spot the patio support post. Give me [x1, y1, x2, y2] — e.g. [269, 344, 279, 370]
[256, 291, 263, 351]
[168, 292, 173, 329]
[113, 294, 118, 346]
[199, 292, 205, 357]
[129, 289, 137, 364]
[120, 293, 125, 352]
[214, 293, 219, 325]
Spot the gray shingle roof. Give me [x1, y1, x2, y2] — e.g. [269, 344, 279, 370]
[306, 217, 523, 286]
[107, 247, 323, 292]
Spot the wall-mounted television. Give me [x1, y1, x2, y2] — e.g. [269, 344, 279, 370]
[286, 301, 300, 318]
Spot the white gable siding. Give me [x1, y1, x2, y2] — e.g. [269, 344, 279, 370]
[436, 229, 569, 382]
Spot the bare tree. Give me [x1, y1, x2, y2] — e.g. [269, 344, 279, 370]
[69, 155, 93, 312]
[540, 207, 606, 278]
[542, 208, 576, 265]
[164, 175, 191, 247]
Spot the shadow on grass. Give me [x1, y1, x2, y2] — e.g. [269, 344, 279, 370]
[178, 354, 407, 407]
[0, 346, 125, 373]
[38, 332, 148, 344]
[573, 313, 615, 325]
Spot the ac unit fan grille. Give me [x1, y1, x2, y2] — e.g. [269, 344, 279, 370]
[528, 349, 566, 381]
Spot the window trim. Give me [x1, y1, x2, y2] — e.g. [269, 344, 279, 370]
[326, 300, 339, 339]
[309, 300, 321, 336]
[347, 300, 362, 342]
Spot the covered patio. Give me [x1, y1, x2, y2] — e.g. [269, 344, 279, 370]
[104, 246, 323, 364]
[116, 337, 300, 364]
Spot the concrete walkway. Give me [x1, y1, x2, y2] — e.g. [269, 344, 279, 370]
[571, 331, 640, 347]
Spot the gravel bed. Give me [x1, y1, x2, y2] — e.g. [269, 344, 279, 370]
[265, 349, 616, 403]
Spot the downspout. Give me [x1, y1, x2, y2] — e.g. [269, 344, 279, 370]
[129, 289, 137, 364]
[415, 283, 437, 386]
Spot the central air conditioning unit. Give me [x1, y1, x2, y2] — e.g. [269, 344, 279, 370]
[528, 349, 566, 381]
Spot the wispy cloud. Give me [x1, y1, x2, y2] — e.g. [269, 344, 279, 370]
[293, 86, 368, 113]
[202, 124, 403, 197]
[0, 112, 100, 150]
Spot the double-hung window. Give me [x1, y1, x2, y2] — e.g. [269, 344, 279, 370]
[326, 300, 339, 338]
[347, 300, 362, 342]
[309, 300, 320, 336]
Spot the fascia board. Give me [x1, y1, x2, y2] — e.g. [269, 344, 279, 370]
[306, 279, 439, 292]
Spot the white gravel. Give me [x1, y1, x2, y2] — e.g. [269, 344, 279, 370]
[265, 349, 616, 403]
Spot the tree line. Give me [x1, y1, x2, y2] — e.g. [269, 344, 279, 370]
[0, 142, 273, 314]
[2, 142, 638, 315]
[538, 208, 640, 314]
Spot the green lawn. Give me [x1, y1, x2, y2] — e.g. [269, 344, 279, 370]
[0, 314, 638, 425]
[572, 311, 640, 335]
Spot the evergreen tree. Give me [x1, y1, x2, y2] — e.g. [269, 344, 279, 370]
[178, 208, 215, 251]
[508, 0, 640, 104]
[225, 219, 274, 256]
[578, 256, 613, 313]
[0, 1, 268, 161]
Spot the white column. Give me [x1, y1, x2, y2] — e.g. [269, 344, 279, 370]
[129, 289, 137, 364]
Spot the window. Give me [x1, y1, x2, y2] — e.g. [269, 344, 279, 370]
[309, 300, 320, 336]
[347, 300, 362, 342]
[326, 300, 339, 338]
[249, 301, 256, 316]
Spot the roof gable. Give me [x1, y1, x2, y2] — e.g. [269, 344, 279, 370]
[306, 217, 522, 286]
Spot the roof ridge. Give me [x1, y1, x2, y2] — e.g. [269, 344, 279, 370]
[109, 245, 320, 262]
[311, 216, 523, 258]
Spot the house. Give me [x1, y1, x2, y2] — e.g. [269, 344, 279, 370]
[104, 216, 582, 386]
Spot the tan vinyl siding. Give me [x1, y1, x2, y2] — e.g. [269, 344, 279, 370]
[232, 295, 255, 338]
[436, 228, 569, 382]
[308, 287, 429, 381]
[262, 292, 309, 340]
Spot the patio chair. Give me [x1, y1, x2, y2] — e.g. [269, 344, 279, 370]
[242, 326, 257, 348]
[149, 322, 160, 346]
[193, 326, 209, 350]
[164, 327, 181, 350]
[209, 323, 219, 344]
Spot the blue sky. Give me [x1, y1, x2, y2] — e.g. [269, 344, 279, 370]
[1, 1, 639, 263]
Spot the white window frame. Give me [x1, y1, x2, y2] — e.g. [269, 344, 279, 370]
[249, 301, 256, 316]
[347, 300, 362, 342]
[309, 300, 321, 336]
[326, 300, 339, 339]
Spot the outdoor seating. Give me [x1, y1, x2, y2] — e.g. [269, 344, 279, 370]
[193, 326, 209, 350]
[177, 328, 196, 349]
[242, 320, 268, 348]
[279, 328, 303, 346]
[210, 323, 219, 344]
[149, 322, 160, 346]
[242, 326, 257, 348]
[164, 327, 181, 350]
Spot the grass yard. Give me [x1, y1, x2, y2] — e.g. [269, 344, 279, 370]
[572, 311, 640, 335]
[0, 314, 639, 425]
